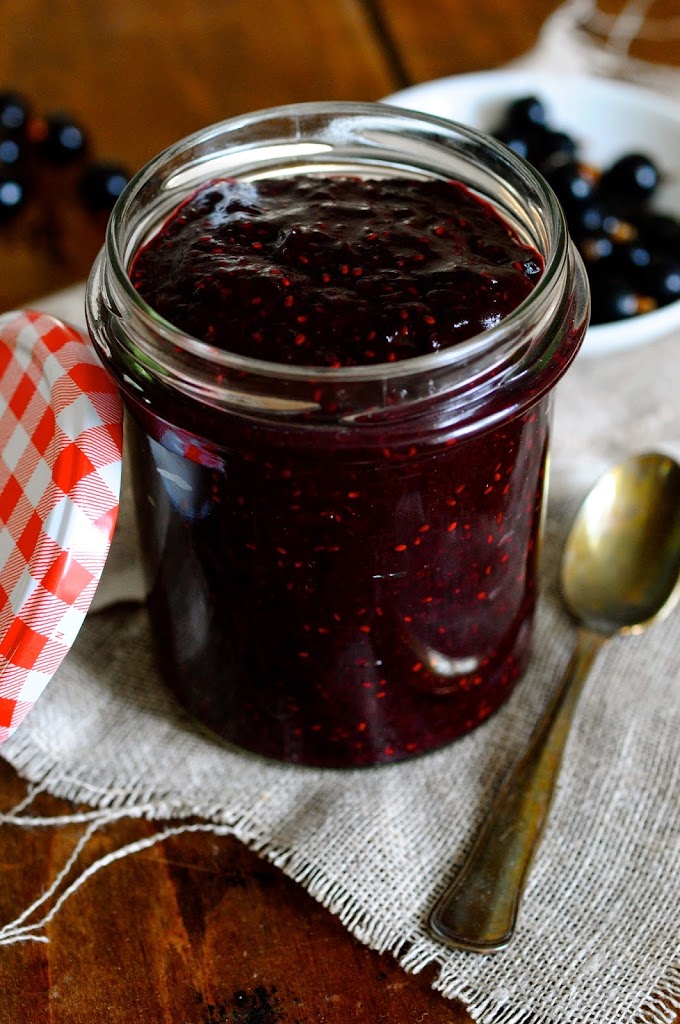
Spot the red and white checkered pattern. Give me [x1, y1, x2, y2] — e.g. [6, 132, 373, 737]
[0, 309, 123, 742]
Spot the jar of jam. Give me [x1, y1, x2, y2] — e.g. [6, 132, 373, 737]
[86, 102, 589, 767]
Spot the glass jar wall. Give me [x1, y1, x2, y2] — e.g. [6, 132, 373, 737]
[86, 102, 589, 767]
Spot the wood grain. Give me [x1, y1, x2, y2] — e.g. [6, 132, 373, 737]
[0, 761, 472, 1024]
[0, 0, 395, 169]
[370, 0, 564, 79]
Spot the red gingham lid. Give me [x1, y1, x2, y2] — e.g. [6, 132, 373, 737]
[0, 309, 123, 743]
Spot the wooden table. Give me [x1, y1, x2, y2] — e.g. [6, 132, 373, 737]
[0, 3, 677, 1021]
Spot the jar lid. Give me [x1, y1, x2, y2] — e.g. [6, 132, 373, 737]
[0, 310, 123, 743]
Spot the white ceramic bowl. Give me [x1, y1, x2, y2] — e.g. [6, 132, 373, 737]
[384, 70, 680, 357]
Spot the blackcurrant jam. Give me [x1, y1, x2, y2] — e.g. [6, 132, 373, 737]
[128, 175, 543, 366]
[86, 103, 589, 767]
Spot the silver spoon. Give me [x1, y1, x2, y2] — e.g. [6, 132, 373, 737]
[429, 451, 680, 953]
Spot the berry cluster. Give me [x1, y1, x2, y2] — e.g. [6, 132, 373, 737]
[494, 95, 680, 325]
[0, 89, 131, 225]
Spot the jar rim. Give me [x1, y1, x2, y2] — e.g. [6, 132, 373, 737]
[101, 100, 572, 386]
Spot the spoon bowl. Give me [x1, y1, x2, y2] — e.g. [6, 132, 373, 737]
[562, 452, 680, 635]
[429, 451, 680, 952]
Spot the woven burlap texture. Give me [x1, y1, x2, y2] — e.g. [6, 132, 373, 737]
[1, 281, 679, 1024]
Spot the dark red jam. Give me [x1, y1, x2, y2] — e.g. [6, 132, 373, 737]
[130, 176, 543, 367]
[125, 174, 555, 767]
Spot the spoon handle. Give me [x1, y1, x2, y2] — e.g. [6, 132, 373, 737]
[429, 627, 607, 952]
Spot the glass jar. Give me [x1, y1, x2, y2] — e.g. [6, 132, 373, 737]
[86, 102, 589, 768]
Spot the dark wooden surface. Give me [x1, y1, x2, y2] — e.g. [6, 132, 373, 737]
[0, 3, 677, 1021]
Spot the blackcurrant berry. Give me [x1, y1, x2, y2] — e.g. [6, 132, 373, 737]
[578, 233, 615, 267]
[33, 113, 89, 165]
[529, 130, 578, 175]
[633, 211, 680, 254]
[619, 241, 654, 273]
[0, 90, 30, 134]
[589, 273, 641, 324]
[0, 136, 23, 168]
[505, 95, 548, 133]
[599, 153, 660, 205]
[79, 161, 130, 212]
[643, 257, 680, 306]
[570, 202, 633, 244]
[494, 128, 530, 161]
[0, 175, 26, 223]
[546, 160, 598, 209]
